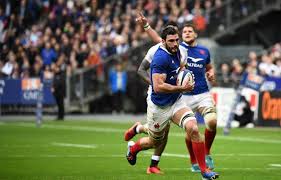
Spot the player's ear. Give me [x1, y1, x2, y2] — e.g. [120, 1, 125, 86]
[194, 33, 198, 38]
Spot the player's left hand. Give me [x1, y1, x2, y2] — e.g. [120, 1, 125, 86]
[206, 72, 214, 81]
[206, 72, 217, 86]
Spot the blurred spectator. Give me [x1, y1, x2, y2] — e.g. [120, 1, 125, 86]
[218, 63, 232, 87]
[258, 53, 279, 77]
[246, 51, 259, 74]
[230, 58, 243, 88]
[84, 47, 103, 79]
[41, 42, 57, 66]
[52, 53, 66, 120]
[76, 43, 89, 68]
[109, 61, 127, 114]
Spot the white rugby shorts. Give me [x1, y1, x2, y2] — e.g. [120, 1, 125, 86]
[181, 92, 215, 111]
[146, 96, 187, 133]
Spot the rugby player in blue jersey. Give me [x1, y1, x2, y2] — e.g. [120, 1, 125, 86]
[125, 26, 219, 180]
[125, 13, 218, 176]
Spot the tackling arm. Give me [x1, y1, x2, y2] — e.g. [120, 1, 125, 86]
[137, 59, 151, 84]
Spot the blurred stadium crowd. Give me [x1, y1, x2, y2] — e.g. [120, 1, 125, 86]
[0, 0, 281, 86]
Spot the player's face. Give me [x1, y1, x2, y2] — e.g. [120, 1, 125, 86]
[182, 26, 197, 44]
[164, 34, 179, 54]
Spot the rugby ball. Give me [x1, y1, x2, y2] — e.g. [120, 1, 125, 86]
[177, 69, 194, 87]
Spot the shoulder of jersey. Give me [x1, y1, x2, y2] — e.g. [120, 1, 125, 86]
[154, 47, 170, 57]
[196, 45, 209, 51]
[149, 43, 161, 53]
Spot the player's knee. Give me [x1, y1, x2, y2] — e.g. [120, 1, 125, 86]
[185, 120, 199, 138]
[202, 107, 217, 130]
[179, 111, 196, 130]
[206, 119, 217, 131]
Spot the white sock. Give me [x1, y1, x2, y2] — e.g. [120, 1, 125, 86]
[136, 125, 141, 133]
[151, 155, 160, 161]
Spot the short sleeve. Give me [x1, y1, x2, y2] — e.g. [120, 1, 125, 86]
[144, 43, 160, 63]
[151, 52, 168, 75]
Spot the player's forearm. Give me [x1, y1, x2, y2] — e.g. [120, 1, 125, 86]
[154, 83, 184, 93]
[137, 69, 151, 84]
[145, 26, 162, 43]
[206, 64, 214, 74]
[137, 59, 151, 84]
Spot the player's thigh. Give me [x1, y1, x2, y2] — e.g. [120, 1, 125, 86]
[146, 99, 172, 140]
[171, 96, 196, 128]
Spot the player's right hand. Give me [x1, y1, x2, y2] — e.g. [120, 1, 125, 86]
[135, 11, 148, 27]
[182, 81, 194, 92]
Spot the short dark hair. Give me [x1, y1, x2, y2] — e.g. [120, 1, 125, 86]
[165, 21, 178, 30]
[182, 23, 197, 33]
[161, 26, 179, 40]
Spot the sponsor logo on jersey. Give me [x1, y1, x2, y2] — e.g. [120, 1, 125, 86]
[187, 62, 203, 68]
[188, 56, 204, 63]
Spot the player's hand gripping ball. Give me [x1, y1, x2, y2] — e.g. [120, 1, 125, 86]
[177, 69, 195, 87]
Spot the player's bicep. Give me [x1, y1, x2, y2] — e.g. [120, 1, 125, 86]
[152, 73, 166, 92]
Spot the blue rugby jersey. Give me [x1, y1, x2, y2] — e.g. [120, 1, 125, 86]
[180, 42, 210, 95]
[150, 46, 181, 106]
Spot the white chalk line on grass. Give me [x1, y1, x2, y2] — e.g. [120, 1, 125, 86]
[5, 122, 281, 144]
[2, 154, 125, 158]
[1, 154, 280, 171]
[164, 167, 280, 171]
[52, 142, 97, 149]
[3, 153, 281, 159]
[144, 152, 281, 158]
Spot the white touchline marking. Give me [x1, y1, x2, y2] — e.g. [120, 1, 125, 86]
[269, 164, 281, 167]
[9, 122, 281, 144]
[3, 154, 151, 158]
[215, 135, 281, 144]
[4, 155, 122, 158]
[164, 167, 280, 171]
[15, 123, 124, 133]
[52, 142, 97, 149]
[144, 152, 281, 158]
[171, 132, 281, 144]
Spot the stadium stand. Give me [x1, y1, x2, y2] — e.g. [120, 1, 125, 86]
[0, 0, 281, 114]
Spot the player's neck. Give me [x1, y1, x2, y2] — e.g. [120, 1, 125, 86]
[190, 41, 197, 47]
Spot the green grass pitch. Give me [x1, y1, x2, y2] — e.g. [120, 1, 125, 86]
[0, 119, 280, 180]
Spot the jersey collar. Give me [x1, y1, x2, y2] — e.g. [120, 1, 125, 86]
[181, 41, 197, 47]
